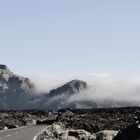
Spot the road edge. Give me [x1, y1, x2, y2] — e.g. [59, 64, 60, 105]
[33, 125, 49, 140]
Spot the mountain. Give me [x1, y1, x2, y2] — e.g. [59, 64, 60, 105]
[0, 65, 89, 110]
[0, 65, 34, 109]
[41, 80, 90, 110]
[0, 64, 139, 110]
[48, 79, 88, 97]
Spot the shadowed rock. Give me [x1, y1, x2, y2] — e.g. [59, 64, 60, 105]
[113, 124, 140, 140]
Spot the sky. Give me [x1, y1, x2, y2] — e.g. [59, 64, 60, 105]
[0, 0, 140, 76]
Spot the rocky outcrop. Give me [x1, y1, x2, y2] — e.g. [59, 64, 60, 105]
[113, 124, 140, 140]
[0, 110, 49, 130]
[41, 80, 89, 110]
[57, 108, 140, 133]
[96, 130, 118, 140]
[0, 65, 34, 109]
[36, 122, 117, 140]
[37, 108, 140, 140]
[48, 80, 88, 97]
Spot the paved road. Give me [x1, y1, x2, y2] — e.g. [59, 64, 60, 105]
[0, 125, 48, 140]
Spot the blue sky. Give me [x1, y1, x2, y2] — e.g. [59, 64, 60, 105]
[0, 0, 140, 75]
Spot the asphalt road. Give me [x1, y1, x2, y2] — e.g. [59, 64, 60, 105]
[0, 125, 48, 140]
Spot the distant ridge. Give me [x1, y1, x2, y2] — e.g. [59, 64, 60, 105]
[0, 65, 139, 110]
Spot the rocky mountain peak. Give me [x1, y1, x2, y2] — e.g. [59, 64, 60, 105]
[0, 65, 9, 70]
[48, 79, 88, 98]
[0, 65, 34, 109]
[66, 79, 88, 91]
[0, 64, 14, 77]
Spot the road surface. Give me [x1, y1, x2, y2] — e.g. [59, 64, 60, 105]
[0, 125, 48, 140]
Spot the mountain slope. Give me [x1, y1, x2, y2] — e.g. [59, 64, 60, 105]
[41, 80, 89, 110]
[0, 65, 34, 109]
[48, 79, 88, 97]
[0, 65, 89, 110]
[0, 64, 139, 110]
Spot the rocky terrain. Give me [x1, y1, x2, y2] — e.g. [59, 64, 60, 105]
[113, 123, 140, 140]
[37, 122, 118, 140]
[0, 108, 140, 139]
[57, 108, 140, 133]
[0, 110, 49, 130]
[36, 107, 140, 140]
[1, 65, 140, 139]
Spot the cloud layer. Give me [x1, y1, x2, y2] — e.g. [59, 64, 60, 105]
[29, 74, 140, 103]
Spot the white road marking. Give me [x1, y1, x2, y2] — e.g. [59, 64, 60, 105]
[7, 134, 11, 137]
[33, 126, 48, 140]
[33, 136, 37, 140]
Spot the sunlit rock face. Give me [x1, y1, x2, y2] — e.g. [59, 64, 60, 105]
[48, 79, 88, 97]
[41, 80, 89, 110]
[0, 65, 34, 110]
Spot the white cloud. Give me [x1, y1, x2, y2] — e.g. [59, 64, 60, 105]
[76, 74, 140, 101]
[29, 74, 72, 93]
[28, 73, 140, 103]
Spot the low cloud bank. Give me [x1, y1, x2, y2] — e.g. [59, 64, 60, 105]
[29, 74, 140, 102]
[29, 74, 71, 93]
[79, 74, 140, 101]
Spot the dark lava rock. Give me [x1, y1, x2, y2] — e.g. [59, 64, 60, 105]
[113, 124, 140, 140]
[0, 110, 49, 130]
[69, 131, 79, 138]
[58, 108, 140, 134]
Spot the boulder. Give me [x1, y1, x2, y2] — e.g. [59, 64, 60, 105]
[113, 124, 140, 140]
